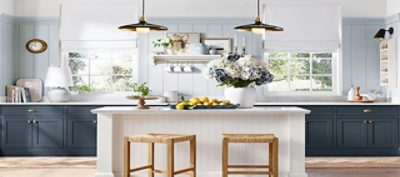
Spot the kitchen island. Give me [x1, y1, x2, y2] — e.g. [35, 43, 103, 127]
[91, 106, 310, 177]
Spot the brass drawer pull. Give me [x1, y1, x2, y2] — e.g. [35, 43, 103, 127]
[93, 120, 97, 124]
[28, 108, 37, 113]
[363, 109, 373, 113]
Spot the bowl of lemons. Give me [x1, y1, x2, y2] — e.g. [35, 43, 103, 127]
[171, 97, 238, 110]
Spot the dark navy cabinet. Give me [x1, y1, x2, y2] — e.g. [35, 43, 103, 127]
[306, 118, 334, 148]
[1, 117, 31, 149]
[337, 118, 368, 148]
[305, 106, 400, 156]
[0, 106, 99, 156]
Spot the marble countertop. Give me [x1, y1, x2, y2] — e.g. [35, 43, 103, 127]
[0, 101, 399, 106]
[91, 106, 311, 115]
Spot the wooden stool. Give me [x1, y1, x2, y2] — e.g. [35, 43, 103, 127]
[222, 134, 278, 177]
[124, 133, 196, 177]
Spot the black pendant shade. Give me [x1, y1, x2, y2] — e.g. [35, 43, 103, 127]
[119, 0, 167, 33]
[119, 17, 168, 32]
[374, 27, 394, 39]
[235, 0, 283, 34]
[234, 17, 284, 32]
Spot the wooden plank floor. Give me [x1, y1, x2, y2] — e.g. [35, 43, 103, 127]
[0, 168, 400, 177]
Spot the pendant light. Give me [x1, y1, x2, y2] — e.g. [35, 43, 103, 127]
[235, 0, 283, 34]
[119, 0, 168, 33]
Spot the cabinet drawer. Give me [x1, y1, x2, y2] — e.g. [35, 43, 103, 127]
[301, 106, 334, 116]
[67, 106, 100, 116]
[2, 106, 64, 116]
[336, 106, 399, 116]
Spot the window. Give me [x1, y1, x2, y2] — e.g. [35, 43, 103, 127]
[266, 52, 338, 94]
[67, 50, 137, 92]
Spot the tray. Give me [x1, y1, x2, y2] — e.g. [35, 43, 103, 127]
[169, 104, 238, 110]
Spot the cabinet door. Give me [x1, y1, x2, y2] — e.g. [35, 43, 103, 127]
[67, 118, 97, 148]
[1, 117, 32, 148]
[337, 118, 368, 148]
[32, 117, 64, 149]
[306, 117, 334, 148]
[368, 118, 399, 148]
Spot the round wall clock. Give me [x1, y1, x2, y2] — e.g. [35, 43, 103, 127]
[26, 39, 48, 54]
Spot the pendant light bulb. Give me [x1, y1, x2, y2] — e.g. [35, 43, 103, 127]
[251, 28, 266, 34]
[136, 27, 151, 33]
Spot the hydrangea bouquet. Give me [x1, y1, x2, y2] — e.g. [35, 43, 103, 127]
[203, 55, 274, 88]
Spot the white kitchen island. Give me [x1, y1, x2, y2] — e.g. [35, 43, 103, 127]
[92, 107, 310, 177]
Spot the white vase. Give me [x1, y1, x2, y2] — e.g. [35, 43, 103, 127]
[224, 86, 257, 108]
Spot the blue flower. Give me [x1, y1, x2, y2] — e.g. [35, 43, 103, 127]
[256, 71, 274, 85]
[211, 68, 229, 82]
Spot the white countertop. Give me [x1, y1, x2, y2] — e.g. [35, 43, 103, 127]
[0, 101, 399, 106]
[91, 106, 311, 115]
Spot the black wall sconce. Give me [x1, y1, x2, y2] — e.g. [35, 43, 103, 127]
[374, 27, 394, 40]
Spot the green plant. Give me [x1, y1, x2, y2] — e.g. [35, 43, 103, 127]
[130, 82, 151, 98]
[73, 84, 91, 93]
[152, 38, 172, 53]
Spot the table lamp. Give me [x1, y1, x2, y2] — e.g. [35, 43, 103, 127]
[45, 66, 74, 102]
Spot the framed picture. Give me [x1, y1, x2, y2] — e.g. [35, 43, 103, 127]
[203, 38, 232, 54]
[167, 33, 201, 45]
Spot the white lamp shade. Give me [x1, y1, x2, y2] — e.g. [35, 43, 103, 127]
[45, 67, 74, 88]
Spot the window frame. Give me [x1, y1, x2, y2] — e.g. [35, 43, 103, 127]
[264, 51, 340, 96]
[62, 49, 139, 93]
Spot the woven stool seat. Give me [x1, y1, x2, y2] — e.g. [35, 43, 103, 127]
[127, 133, 195, 143]
[223, 134, 276, 143]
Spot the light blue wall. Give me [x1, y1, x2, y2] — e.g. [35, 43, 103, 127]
[342, 18, 384, 94]
[0, 14, 60, 96]
[0, 14, 17, 96]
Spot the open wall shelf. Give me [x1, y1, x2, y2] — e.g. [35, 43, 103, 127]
[152, 55, 221, 65]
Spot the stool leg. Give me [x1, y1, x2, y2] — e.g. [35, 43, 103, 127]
[124, 137, 131, 177]
[148, 143, 154, 177]
[272, 138, 279, 177]
[222, 138, 228, 177]
[190, 136, 196, 177]
[167, 140, 175, 177]
[269, 142, 273, 177]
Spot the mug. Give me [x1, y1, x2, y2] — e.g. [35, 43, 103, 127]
[164, 91, 179, 102]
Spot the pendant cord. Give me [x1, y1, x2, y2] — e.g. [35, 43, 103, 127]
[257, 0, 260, 17]
[142, 0, 145, 17]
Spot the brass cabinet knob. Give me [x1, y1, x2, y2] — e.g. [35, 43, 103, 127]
[27, 120, 32, 124]
[32, 120, 38, 124]
[93, 120, 97, 124]
[363, 109, 373, 113]
[28, 108, 37, 113]
[363, 120, 368, 124]
[368, 120, 373, 124]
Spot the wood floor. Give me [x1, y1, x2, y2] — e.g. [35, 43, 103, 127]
[0, 168, 400, 177]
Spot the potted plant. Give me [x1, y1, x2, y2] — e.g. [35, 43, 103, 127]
[203, 55, 274, 108]
[129, 82, 151, 98]
[152, 38, 173, 55]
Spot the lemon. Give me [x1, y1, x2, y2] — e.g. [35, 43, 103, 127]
[212, 102, 219, 106]
[219, 102, 227, 106]
[203, 102, 210, 106]
[200, 97, 209, 103]
[176, 104, 185, 110]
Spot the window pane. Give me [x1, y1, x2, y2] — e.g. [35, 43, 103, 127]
[72, 76, 89, 86]
[112, 76, 133, 91]
[69, 59, 89, 75]
[112, 54, 133, 75]
[312, 53, 332, 58]
[312, 59, 332, 74]
[268, 59, 289, 76]
[90, 56, 111, 75]
[268, 53, 289, 59]
[292, 53, 310, 58]
[291, 59, 310, 75]
[312, 76, 333, 91]
[90, 76, 112, 92]
[290, 76, 311, 91]
[69, 52, 88, 59]
[268, 75, 290, 92]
